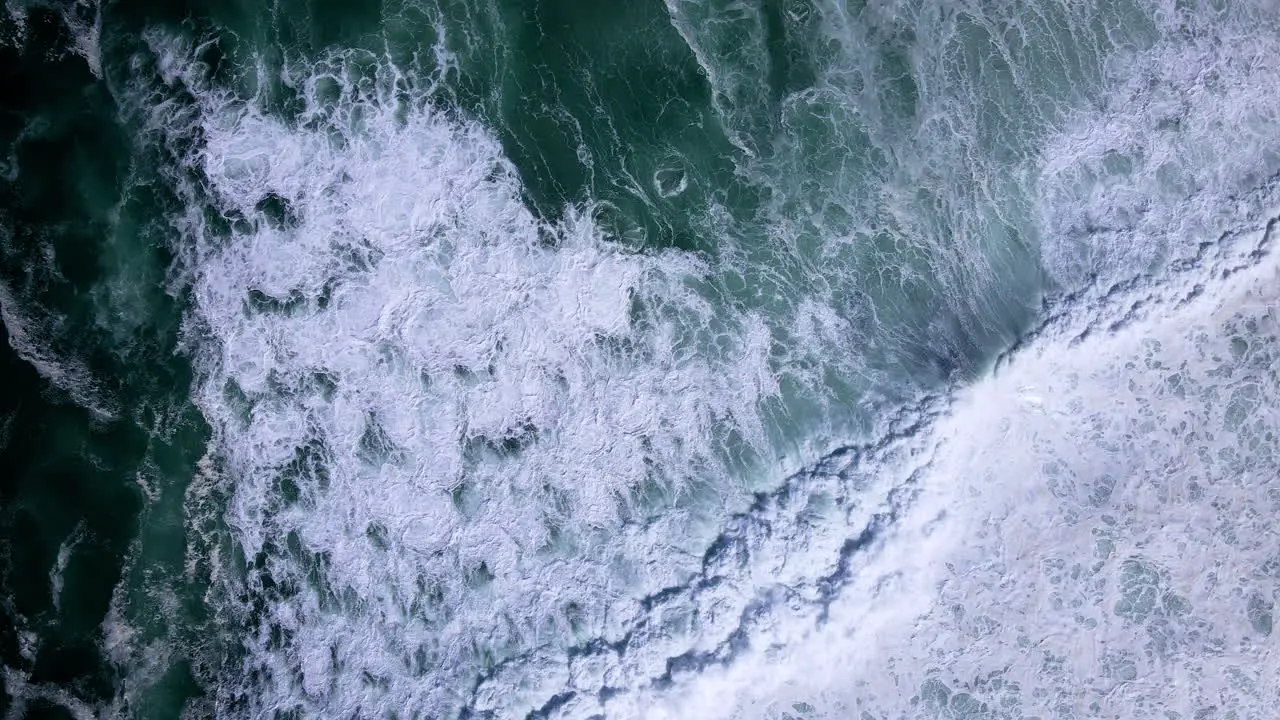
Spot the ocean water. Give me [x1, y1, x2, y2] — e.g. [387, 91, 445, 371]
[1, 0, 1279, 717]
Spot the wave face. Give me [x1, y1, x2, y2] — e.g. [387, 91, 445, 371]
[2, 0, 1280, 718]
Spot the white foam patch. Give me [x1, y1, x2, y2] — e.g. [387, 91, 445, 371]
[1038, 0, 1280, 293]
[0, 280, 116, 421]
[2, 3, 24, 44]
[2, 666, 97, 720]
[59, 0, 101, 77]
[654, 212, 1280, 720]
[142, 35, 787, 717]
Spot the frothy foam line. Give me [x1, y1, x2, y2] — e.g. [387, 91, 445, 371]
[1, 666, 97, 720]
[49, 523, 85, 616]
[0, 281, 117, 421]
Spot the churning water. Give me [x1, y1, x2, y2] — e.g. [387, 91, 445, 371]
[2, 0, 1280, 717]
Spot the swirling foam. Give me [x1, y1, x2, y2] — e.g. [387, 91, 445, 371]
[141, 33, 788, 717]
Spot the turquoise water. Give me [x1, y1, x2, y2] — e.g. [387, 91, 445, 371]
[2, 0, 1280, 717]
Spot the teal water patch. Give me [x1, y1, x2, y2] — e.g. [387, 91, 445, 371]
[439, 0, 745, 255]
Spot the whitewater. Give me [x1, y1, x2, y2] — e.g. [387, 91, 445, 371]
[1, 0, 1279, 718]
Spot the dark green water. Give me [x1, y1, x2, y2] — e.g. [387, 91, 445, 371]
[2, 0, 1280, 717]
[0, 6, 211, 715]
